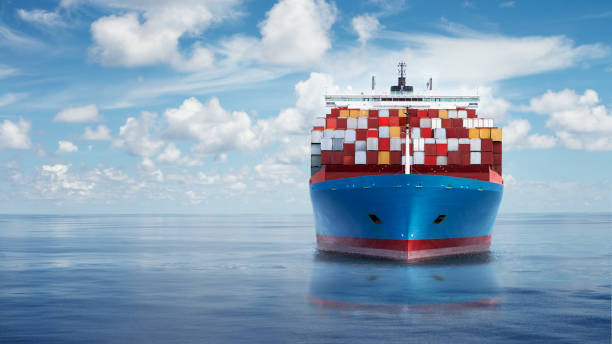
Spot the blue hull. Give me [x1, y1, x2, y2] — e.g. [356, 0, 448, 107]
[309, 174, 503, 260]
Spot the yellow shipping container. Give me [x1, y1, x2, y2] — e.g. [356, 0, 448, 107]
[339, 109, 349, 117]
[389, 126, 401, 138]
[438, 109, 448, 119]
[479, 128, 491, 139]
[399, 108, 407, 117]
[349, 109, 360, 117]
[468, 128, 480, 139]
[378, 151, 390, 165]
[359, 110, 369, 117]
[491, 128, 502, 141]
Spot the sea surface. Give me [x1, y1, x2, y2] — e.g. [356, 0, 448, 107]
[0, 213, 610, 343]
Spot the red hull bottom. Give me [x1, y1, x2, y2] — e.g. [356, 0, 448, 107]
[316, 234, 491, 261]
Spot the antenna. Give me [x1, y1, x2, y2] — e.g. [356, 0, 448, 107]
[371, 75, 376, 91]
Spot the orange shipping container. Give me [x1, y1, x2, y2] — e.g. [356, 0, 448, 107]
[491, 128, 502, 141]
[479, 128, 491, 139]
[339, 109, 349, 117]
[378, 151, 390, 165]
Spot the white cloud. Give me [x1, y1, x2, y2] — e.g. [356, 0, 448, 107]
[0, 23, 43, 49]
[88, 1, 240, 71]
[54, 104, 101, 123]
[0, 93, 27, 107]
[352, 14, 380, 46]
[40, 164, 94, 196]
[462, 1, 475, 8]
[156, 143, 201, 166]
[499, 1, 516, 8]
[113, 111, 164, 157]
[477, 87, 512, 121]
[82, 125, 111, 140]
[527, 89, 612, 151]
[17, 9, 64, 27]
[502, 119, 556, 151]
[259, 0, 336, 65]
[0, 65, 18, 79]
[57, 140, 78, 153]
[0, 118, 31, 150]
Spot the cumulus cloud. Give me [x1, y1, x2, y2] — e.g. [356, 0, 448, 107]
[527, 89, 612, 151]
[40, 164, 94, 196]
[0, 117, 31, 150]
[259, 0, 336, 65]
[57, 140, 78, 153]
[54, 104, 101, 123]
[502, 119, 556, 151]
[82, 125, 111, 140]
[156, 143, 201, 166]
[113, 111, 164, 157]
[352, 14, 380, 46]
[17, 9, 64, 27]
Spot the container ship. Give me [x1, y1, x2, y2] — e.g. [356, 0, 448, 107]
[309, 63, 503, 261]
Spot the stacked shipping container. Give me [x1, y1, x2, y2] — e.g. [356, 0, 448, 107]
[311, 107, 502, 182]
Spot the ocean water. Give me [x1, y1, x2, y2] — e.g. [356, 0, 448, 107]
[0, 213, 610, 343]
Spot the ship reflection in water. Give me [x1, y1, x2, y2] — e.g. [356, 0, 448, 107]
[309, 252, 500, 314]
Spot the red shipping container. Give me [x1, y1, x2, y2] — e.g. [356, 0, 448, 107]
[356, 129, 368, 141]
[408, 109, 418, 117]
[493, 141, 502, 153]
[399, 117, 407, 127]
[400, 131, 406, 139]
[367, 129, 378, 138]
[467, 109, 476, 118]
[336, 118, 347, 129]
[436, 143, 448, 156]
[409, 143, 413, 156]
[448, 151, 461, 165]
[390, 151, 402, 164]
[330, 108, 340, 117]
[379, 138, 390, 151]
[343, 155, 354, 165]
[460, 153, 470, 166]
[321, 151, 332, 164]
[389, 109, 399, 117]
[343, 143, 355, 155]
[481, 139, 493, 152]
[313, 126, 324, 131]
[369, 109, 379, 117]
[417, 110, 428, 118]
[368, 118, 378, 128]
[332, 151, 343, 164]
[428, 109, 438, 118]
[378, 117, 389, 127]
[493, 153, 502, 164]
[389, 116, 399, 126]
[452, 118, 463, 128]
[366, 151, 378, 164]
[409, 117, 420, 127]
[402, 143, 406, 155]
[425, 156, 436, 165]
[456, 128, 469, 138]
[425, 143, 436, 156]
[446, 128, 457, 138]
[420, 128, 433, 138]
[459, 144, 470, 154]
[326, 118, 337, 129]
[442, 119, 452, 128]
[481, 152, 493, 165]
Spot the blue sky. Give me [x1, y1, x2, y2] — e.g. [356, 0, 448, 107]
[0, 0, 610, 214]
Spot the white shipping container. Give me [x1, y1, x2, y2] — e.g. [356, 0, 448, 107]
[379, 109, 389, 117]
[420, 118, 432, 128]
[436, 156, 448, 165]
[367, 137, 378, 151]
[413, 151, 425, 164]
[434, 128, 446, 139]
[470, 138, 481, 151]
[424, 138, 436, 144]
[379, 126, 390, 138]
[476, 119, 484, 128]
[401, 138, 406, 144]
[459, 138, 470, 145]
[435, 138, 447, 144]
[323, 129, 334, 138]
[458, 110, 467, 118]
[355, 151, 366, 165]
[402, 156, 406, 167]
[344, 129, 356, 143]
[486, 119, 494, 127]
[332, 138, 344, 151]
[411, 127, 421, 139]
[347, 117, 357, 129]
[357, 117, 368, 129]
[321, 138, 333, 151]
[465, 118, 474, 128]
[355, 140, 366, 151]
[390, 138, 402, 151]
[418, 138, 425, 151]
[311, 130, 322, 143]
[311, 143, 321, 155]
[333, 130, 345, 138]
[448, 138, 459, 151]
[432, 118, 442, 129]
[448, 110, 458, 118]
[470, 152, 481, 164]
[314, 117, 325, 127]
